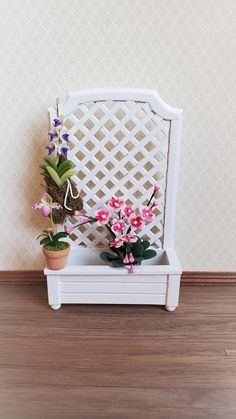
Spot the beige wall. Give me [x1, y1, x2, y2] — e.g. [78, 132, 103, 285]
[0, 0, 236, 270]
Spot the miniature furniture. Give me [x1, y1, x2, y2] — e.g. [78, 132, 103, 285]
[45, 89, 183, 311]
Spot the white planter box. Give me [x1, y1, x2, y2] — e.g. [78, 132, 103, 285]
[45, 247, 181, 311]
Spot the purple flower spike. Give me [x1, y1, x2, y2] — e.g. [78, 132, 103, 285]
[48, 131, 56, 141]
[53, 118, 62, 128]
[61, 146, 68, 158]
[62, 133, 69, 142]
[46, 145, 55, 155]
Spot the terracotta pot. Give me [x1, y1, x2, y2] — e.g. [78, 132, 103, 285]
[43, 244, 71, 270]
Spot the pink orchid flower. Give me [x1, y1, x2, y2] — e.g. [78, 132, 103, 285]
[108, 196, 124, 212]
[109, 238, 124, 248]
[111, 219, 125, 234]
[123, 254, 129, 264]
[80, 216, 89, 223]
[141, 207, 154, 222]
[122, 204, 135, 218]
[74, 211, 89, 223]
[154, 184, 159, 193]
[94, 208, 111, 224]
[123, 253, 135, 266]
[32, 193, 62, 217]
[151, 199, 158, 208]
[121, 234, 138, 243]
[65, 226, 74, 234]
[129, 253, 135, 263]
[74, 210, 84, 217]
[129, 215, 144, 230]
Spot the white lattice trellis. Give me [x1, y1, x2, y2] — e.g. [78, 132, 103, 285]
[48, 89, 182, 250]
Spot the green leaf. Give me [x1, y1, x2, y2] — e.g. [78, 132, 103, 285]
[55, 154, 60, 166]
[57, 160, 74, 177]
[131, 239, 143, 257]
[53, 232, 69, 241]
[43, 156, 58, 170]
[36, 233, 47, 240]
[45, 166, 62, 186]
[141, 240, 150, 251]
[111, 259, 125, 267]
[100, 252, 118, 262]
[40, 237, 51, 246]
[134, 256, 144, 264]
[110, 246, 125, 259]
[60, 168, 76, 184]
[143, 249, 157, 260]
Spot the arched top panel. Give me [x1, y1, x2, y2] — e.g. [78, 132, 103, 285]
[48, 89, 182, 249]
[48, 88, 182, 122]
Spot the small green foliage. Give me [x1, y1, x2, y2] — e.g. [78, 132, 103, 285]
[143, 249, 157, 259]
[111, 259, 125, 267]
[141, 240, 150, 251]
[40, 157, 76, 187]
[130, 238, 143, 257]
[100, 239, 156, 268]
[44, 242, 69, 251]
[37, 230, 69, 250]
[100, 252, 118, 262]
[45, 166, 62, 186]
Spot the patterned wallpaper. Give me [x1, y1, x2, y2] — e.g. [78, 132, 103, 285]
[0, 0, 235, 270]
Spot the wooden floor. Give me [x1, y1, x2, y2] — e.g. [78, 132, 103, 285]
[0, 284, 236, 419]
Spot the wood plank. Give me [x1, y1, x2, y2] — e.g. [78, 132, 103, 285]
[0, 283, 236, 418]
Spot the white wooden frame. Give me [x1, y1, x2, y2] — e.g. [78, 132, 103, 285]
[45, 89, 183, 311]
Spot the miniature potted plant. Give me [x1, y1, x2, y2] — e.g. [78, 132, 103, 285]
[32, 193, 70, 270]
[41, 99, 83, 224]
[65, 185, 159, 272]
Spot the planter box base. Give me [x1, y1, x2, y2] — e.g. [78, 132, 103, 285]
[45, 247, 181, 311]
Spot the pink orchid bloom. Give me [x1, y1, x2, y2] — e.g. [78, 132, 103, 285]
[129, 215, 144, 230]
[94, 208, 111, 224]
[122, 204, 135, 218]
[109, 238, 124, 248]
[151, 199, 158, 208]
[32, 193, 62, 218]
[65, 226, 74, 234]
[108, 196, 124, 212]
[121, 234, 138, 243]
[41, 206, 51, 217]
[47, 228, 53, 232]
[80, 216, 89, 223]
[74, 210, 84, 217]
[154, 184, 159, 193]
[74, 211, 89, 223]
[141, 207, 154, 222]
[123, 254, 129, 264]
[111, 219, 125, 234]
[129, 253, 135, 263]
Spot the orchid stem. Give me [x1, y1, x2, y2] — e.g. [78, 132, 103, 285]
[50, 212, 54, 232]
[147, 191, 155, 207]
[105, 224, 116, 239]
[73, 220, 97, 228]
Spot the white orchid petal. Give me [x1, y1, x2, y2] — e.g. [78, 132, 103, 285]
[32, 203, 43, 209]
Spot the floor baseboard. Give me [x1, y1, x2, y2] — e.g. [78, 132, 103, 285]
[181, 271, 236, 283]
[0, 270, 236, 284]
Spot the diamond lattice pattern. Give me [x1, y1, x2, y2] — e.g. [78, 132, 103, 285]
[64, 100, 170, 248]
